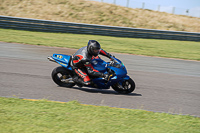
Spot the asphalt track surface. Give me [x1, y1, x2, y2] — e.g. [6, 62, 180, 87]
[0, 42, 200, 117]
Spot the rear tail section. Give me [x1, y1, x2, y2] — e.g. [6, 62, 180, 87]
[48, 54, 72, 70]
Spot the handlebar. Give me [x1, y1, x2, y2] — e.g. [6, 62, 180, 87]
[108, 57, 123, 68]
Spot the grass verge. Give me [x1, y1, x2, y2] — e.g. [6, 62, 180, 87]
[0, 97, 200, 133]
[0, 28, 200, 61]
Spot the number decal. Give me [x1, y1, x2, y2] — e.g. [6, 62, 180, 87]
[56, 55, 63, 59]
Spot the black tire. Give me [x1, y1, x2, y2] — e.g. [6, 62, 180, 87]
[51, 66, 75, 87]
[112, 78, 135, 94]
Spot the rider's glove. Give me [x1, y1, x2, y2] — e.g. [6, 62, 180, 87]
[103, 73, 109, 79]
[102, 73, 112, 81]
[107, 53, 115, 59]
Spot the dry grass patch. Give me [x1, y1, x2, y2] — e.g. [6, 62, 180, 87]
[0, 0, 200, 32]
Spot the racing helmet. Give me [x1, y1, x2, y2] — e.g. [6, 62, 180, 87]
[87, 40, 101, 56]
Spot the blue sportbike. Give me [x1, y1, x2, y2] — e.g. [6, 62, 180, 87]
[48, 54, 135, 94]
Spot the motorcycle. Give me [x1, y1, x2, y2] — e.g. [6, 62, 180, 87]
[47, 54, 135, 94]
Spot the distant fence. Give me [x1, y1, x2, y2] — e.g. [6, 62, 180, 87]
[0, 15, 200, 41]
[93, 0, 200, 18]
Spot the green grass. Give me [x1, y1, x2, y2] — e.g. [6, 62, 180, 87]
[0, 97, 199, 133]
[0, 28, 200, 61]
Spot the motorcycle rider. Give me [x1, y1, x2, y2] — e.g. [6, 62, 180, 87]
[71, 40, 113, 86]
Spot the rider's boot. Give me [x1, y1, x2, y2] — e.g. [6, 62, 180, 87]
[73, 76, 83, 87]
[73, 76, 91, 87]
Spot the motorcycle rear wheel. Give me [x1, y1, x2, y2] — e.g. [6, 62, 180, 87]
[112, 78, 135, 94]
[51, 66, 75, 88]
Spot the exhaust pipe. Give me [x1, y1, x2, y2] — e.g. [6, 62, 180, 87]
[61, 78, 75, 83]
[47, 56, 56, 62]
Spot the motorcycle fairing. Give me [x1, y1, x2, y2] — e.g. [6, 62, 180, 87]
[90, 57, 129, 89]
[107, 57, 127, 78]
[92, 75, 130, 89]
[92, 57, 127, 77]
[91, 59, 107, 73]
[52, 54, 72, 70]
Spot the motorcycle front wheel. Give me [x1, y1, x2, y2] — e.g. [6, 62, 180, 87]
[51, 66, 75, 88]
[112, 78, 135, 94]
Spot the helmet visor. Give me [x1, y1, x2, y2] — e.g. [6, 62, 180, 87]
[93, 49, 100, 55]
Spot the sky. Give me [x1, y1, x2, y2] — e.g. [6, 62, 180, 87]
[93, 0, 200, 17]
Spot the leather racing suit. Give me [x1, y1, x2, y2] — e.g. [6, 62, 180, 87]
[71, 46, 111, 85]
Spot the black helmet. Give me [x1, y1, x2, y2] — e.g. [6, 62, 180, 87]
[87, 40, 101, 56]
